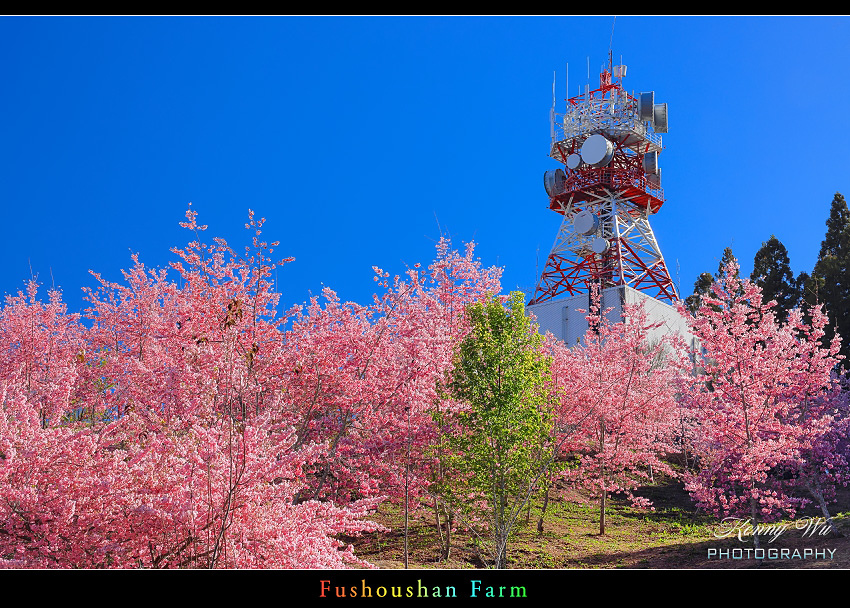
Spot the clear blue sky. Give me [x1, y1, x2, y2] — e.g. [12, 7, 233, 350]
[2, 16, 849, 314]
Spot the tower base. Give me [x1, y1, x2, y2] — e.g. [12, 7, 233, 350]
[527, 285, 695, 350]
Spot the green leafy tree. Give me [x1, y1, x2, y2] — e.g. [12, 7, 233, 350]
[750, 235, 798, 324]
[809, 192, 850, 364]
[442, 291, 554, 569]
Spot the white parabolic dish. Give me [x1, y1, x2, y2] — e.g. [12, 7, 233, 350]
[572, 210, 599, 235]
[580, 134, 614, 167]
[591, 237, 610, 254]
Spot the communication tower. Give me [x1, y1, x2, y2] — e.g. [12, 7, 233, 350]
[528, 55, 689, 346]
[529, 56, 677, 306]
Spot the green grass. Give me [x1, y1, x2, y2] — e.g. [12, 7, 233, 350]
[349, 477, 850, 569]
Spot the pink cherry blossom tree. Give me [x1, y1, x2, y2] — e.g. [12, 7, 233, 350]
[1, 208, 395, 568]
[679, 261, 844, 544]
[548, 290, 684, 535]
[276, 236, 502, 565]
[0, 206, 505, 568]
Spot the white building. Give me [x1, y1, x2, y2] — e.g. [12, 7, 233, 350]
[528, 285, 697, 352]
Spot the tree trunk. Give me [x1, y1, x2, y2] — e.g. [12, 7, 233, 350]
[433, 496, 444, 548]
[537, 482, 551, 535]
[600, 488, 607, 536]
[808, 481, 844, 537]
[440, 512, 453, 561]
[403, 497, 409, 569]
[750, 498, 761, 552]
[495, 537, 507, 569]
[599, 423, 607, 535]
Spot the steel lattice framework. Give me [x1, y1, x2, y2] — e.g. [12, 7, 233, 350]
[529, 60, 679, 305]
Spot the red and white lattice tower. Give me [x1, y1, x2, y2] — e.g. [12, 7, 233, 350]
[528, 57, 678, 307]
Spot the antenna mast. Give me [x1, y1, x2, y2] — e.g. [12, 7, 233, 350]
[550, 71, 556, 144]
[608, 15, 617, 56]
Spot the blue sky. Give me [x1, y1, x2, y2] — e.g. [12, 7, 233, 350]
[2, 16, 849, 315]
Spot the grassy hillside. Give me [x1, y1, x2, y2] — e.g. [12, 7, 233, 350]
[349, 477, 850, 569]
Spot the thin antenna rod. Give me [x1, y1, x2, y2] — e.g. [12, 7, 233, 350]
[609, 15, 617, 55]
[676, 259, 681, 299]
[550, 70, 556, 143]
[552, 70, 556, 108]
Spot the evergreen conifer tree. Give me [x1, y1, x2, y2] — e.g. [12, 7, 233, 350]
[684, 272, 713, 315]
[795, 270, 812, 308]
[750, 235, 797, 324]
[809, 192, 850, 365]
[715, 247, 739, 282]
[685, 248, 740, 315]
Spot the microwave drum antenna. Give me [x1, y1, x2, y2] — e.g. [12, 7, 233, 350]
[573, 209, 600, 235]
[580, 134, 614, 167]
[544, 168, 567, 197]
[638, 91, 655, 122]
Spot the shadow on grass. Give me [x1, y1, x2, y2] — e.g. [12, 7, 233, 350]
[353, 475, 850, 570]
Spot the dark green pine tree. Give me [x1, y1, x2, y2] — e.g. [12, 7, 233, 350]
[795, 271, 810, 298]
[684, 272, 713, 315]
[808, 192, 850, 363]
[715, 246, 739, 282]
[750, 235, 798, 324]
[715, 246, 745, 302]
[684, 247, 740, 315]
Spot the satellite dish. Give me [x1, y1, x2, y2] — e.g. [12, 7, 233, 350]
[566, 153, 583, 170]
[653, 103, 668, 133]
[591, 237, 610, 254]
[638, 91, 655, 122]
[642, 151, 659, 175]
[543, 168, 567, 197]
[580, 134, 614, 168]
[572, 210, 599, 235]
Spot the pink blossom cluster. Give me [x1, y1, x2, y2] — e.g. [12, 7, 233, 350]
[677, 262, 846, 522]
[0, 210, 500, 568]
[545, 289, 685, 513]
